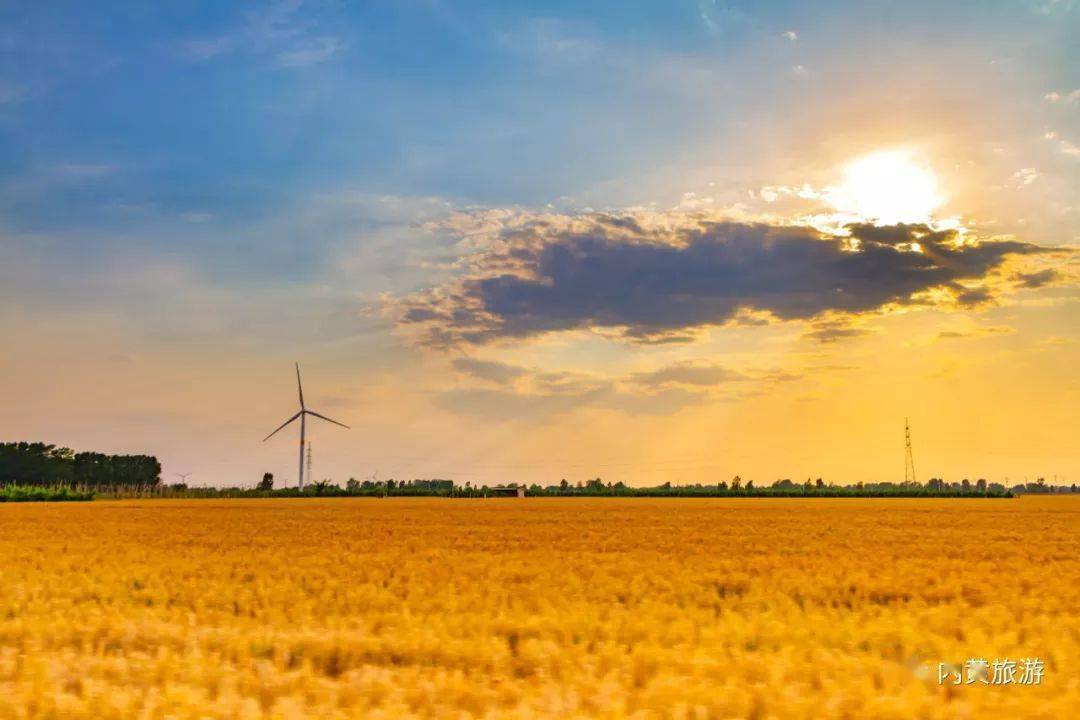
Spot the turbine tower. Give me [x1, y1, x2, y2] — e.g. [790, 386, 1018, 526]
[904, 417, 917, 484]
[263, 363, 349, 490]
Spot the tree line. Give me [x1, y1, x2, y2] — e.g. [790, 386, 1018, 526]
[0, 442, 161, 490]
[5, 440, 1073, 500]
[161, 473, 1049, 498]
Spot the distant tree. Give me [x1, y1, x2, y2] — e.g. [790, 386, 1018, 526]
[731, 475, 742, 491]
[257, 472, 274, 492]
[976, 478, 987, 494]
[346, 477, 360, 493]
[961, 478, 971, 494]
[311, 479, 331, 494]
[815, 477, 825, 489]
[1024, 478, 1049, 494]
[560, 478, 569, 491]
[746, 480, 754, 491]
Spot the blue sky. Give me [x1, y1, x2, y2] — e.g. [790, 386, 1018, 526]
[1, 1, 1077, 486]
[5, 1, 1075, 234]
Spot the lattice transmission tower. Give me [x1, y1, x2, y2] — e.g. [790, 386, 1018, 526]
[904, 418, 916, 484]
[306, 442, 313, 485]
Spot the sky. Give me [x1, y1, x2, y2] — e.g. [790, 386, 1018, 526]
[1, 0, 1077, 488]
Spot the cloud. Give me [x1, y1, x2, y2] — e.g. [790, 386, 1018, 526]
[181, 37, 234, 62]
[452, 357, 528, 384]
[801, 320, 870, 343]
[783, 31, 798, 41]
[953, 286, 995, 306]
[277, 37, 341, 67]
[397, 213, 1052, 347]
[1013, 168, 1039, 186]
[180, 1, 341, 69]
[935, 325, 1014, 341]
[630, 363, 746, 387]
[1044, 130, 1080, 158]
[438, 358, 801, 419]
[1044, 89, 1080, 103]
[438, 384, 707, 420]
[1013, 268, 1060, 288]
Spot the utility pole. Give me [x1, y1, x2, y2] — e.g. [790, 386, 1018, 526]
[904, 418, 917, 484]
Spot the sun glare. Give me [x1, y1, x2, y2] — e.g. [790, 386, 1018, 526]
[829, 150, 942, 224]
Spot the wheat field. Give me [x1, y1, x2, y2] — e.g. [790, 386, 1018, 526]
[0, 497, 1076, 719]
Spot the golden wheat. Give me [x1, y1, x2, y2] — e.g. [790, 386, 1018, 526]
[0, 497, 1077, 719]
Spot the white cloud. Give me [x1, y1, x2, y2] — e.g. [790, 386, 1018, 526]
[181, 37, 234, 63]
[1045, 130, 1080, 157]
[1044, 89, 1080, 104]
[277, 37, 341, 67]
[1013, 168, 1039, 186]
[783, 30, 798, 41]
[180, 1, 341, 69]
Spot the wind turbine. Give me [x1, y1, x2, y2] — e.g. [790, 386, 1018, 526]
[175, 472, 191, 483]
[263, 363, 349, 490]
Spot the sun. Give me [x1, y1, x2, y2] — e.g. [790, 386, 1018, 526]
[828, 150, 942, 224]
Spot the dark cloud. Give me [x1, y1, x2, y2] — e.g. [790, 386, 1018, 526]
[954, 287, 994, 306]
[1012, 269, 1059, 288]
[935, 325, 1013, 341]
[801, 322, 870, 343]
[630, 363, 747, 387]
[399, 216, 1050, 346]
[451, 357, 528, 384]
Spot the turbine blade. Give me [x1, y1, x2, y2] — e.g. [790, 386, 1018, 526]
[263, 411, 303, 441]
[295, 362, 305, 409]
[305, 410, 350, 430]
